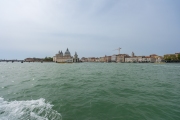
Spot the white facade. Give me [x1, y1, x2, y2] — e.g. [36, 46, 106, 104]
[53, 48, 79, 63]
[111, 55, 117, 62]
[125, 57, 138, 62]
[156, 57, 163, 63]
[125, 57, 156, 63]
[142, 58, 156, 63]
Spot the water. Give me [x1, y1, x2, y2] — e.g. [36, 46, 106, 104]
[0, 62, 180, 120]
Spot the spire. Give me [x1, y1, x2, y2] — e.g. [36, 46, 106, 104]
[66, 48, 69, 52]
[59, 51, 61, 54]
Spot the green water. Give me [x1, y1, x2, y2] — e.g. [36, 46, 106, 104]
[0, 62, 180, 120]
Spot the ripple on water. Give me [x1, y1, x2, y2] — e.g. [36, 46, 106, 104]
[0, 63, 180, 120]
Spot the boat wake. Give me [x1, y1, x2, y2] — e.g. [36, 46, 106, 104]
[0, 97, 62, 120]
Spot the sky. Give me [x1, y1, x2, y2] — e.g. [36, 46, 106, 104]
[0, 0, 180, 59]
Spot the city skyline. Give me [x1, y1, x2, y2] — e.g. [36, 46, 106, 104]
[0, 0, 180, 59]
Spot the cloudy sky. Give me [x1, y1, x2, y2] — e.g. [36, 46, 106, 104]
[0, 0, 180, 59]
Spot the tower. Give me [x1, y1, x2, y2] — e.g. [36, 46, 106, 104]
[132, 52, 135, 57]
[73, 52, 79, 62]
[74, 52, 78, 58]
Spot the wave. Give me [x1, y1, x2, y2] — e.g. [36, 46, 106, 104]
[0, 97, 62, 120]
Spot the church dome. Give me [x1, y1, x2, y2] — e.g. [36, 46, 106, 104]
[64, 48, 71, 56]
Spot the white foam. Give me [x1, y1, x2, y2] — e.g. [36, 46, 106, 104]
[0, 97, 62, 120]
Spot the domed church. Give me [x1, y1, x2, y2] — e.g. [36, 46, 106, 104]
[53, 48, 79, 63]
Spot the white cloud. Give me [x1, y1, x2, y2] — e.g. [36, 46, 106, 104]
[0, 0, 180, 59]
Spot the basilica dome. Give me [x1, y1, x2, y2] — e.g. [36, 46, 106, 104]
[64, 48, 71, 56]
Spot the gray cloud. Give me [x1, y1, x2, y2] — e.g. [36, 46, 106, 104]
[0, 0, 180, 59]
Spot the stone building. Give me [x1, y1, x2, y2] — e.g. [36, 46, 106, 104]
[105, 56, 111, 62]
[99, 57, 105, 62]
[142, 56, 156, 63]
[81, 57, 88, 62]
[53, 48, 79, 63]
[156, 56, 163, 63]
[125, 57, 138, 63]
[111, 54, 129, 62]
[25, 58, 43, 62]
[150, 54, 158, 58]
[117, 54, 129, 62]
[111, 55, 117, 62]
[95, 58, 100, 62]
[88, 57, 96, 62]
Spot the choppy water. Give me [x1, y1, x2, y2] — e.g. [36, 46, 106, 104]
[0, 62, 180, 120]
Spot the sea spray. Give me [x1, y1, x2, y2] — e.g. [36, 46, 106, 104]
[0, 97, 62, 120]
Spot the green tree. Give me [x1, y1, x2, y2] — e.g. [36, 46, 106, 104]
[171, 55, 177, 61]
[178, 54, 180, 60]
[44, 57, 53, 62]
[164, 56, 171, 61]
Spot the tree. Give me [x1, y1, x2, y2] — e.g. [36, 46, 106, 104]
[178, 54, 180, 60]
[44, 57, 53, 62]
[164, 56, 171, 61]
[171, 55, 177, 61]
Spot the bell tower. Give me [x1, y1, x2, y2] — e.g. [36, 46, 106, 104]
[132, 52, 135, 57]
[73, 52, 79, 62]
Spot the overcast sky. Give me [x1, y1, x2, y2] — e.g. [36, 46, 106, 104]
[0, 0, 180, 59]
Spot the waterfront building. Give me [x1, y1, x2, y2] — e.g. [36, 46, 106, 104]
[116, 55, 123, 62]
[148, 54, 164, 63]
[53, 48, 79, 63]
[111, 54, 129, 62]
[111, 55, 117, 62]
[95, 58, 100, 62]
[124, 52, 138, 63]
[150, 54, 158, 58]
[81, 57, 88, 62]
[88, 57, 96, 62]
[80, 52, 163, 63]
[125, 56, 156, 63]
[125, 57, 138, 63]
[124, 52, 157, 63]
[25, 58, 34, 62]
[117, 56, 125, 62]
[105, 56, 111, 62]
[99, 57, 105, 62]
[116, 54, 129, 62]
[156, 56, 163, 63]
[142, 56, 156, 63]
[80, 57, 100, 62]
[25, 58, 43, 62]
